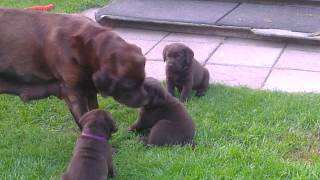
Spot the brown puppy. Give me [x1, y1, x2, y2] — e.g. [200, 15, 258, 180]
[0, 8, 147, 129]
[62, 109, 117, 180]
[163, 43, 209, 102]
[129, 78, 195, 146]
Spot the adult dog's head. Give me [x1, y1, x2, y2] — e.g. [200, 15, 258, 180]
[163, 43, 194, 72]
[73, 28, 147, 108]
[80, 109, 117, 139]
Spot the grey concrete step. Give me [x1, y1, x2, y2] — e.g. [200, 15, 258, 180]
[96, 0, 320, 44]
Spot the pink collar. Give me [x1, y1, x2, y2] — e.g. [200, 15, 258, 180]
[81, 132, 106, 142]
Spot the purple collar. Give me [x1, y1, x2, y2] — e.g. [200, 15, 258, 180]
[81, 132, 106, 142]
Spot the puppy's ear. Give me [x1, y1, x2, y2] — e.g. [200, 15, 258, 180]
[183, 46, 194, 66]
[101, 112, 118, 134]
[145, 80, 166, 106]
[110, 120, 118, 133]
[92, 70, 117, 97]
[152, 89, 166, 106]
[102, 111, 118, 138]
[79, 111, 95, 127]
[163, 45, 169, 62]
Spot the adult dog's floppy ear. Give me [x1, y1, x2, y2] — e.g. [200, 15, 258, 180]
[70, 32, 94, 65]
[92, 70, 117, 97]
[183, 46, 194, 66]
[71, 28, 105, 66]
[163, 45, 169, 62]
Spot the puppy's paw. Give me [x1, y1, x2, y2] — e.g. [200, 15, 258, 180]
[195, 91, 205, 97]
[128, 124, 137, 131]
[139, 136, 148, 145]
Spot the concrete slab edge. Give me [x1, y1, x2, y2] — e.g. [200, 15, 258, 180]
[252, 29, 320, 41]
[96, 15, 320, 45]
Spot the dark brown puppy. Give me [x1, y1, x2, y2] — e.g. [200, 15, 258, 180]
[163, 43, 209, 102]
[62, 109, 117, 180]
[0, 8, 147, 129]
[129, 78, 195, 146]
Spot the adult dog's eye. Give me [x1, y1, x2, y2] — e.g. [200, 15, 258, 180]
[120, 81, 136, 90]
[121, 84, 133, 90]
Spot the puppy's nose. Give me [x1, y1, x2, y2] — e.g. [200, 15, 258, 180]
[168, 63, 174, 67]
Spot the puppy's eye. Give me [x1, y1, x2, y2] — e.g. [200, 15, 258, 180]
[174, 54, 181, 59]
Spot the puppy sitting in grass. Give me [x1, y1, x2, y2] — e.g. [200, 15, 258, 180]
[163, 43, 210, 102]
[62, 109, 117, 180]
[128, 77, 195, 146]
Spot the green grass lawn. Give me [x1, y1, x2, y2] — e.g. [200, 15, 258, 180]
[1, 1, 320, 179]
[0, 0, 108, 13]
[0, 85, 320, 179]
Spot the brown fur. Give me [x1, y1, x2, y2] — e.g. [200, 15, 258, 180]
[0, 8, 147, 129]
[62, 109, 117, 180]
[163, 43, 209, 102]
[0, 78, 62, 102]
[129, 78, 195, 146]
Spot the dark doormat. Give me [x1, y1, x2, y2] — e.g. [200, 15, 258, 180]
[217, 3, 320, 33]
[96, 0, 238, 24]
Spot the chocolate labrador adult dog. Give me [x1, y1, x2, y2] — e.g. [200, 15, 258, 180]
[0, 8, 147, 129]
[62, 109, 117, 180]
[129, 78, 195, 146]
[163, 43, 209, 102]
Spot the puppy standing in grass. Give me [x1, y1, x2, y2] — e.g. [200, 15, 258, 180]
[163, 43, 210, 102]
[129, 78, 195, 146]
[62, 109, 117, 180]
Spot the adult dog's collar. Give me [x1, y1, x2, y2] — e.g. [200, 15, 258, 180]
[81, 132, 106, 142]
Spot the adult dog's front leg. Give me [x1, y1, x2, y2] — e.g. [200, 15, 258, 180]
[61, 85, 88, 129]
[86, 90, 98, 110]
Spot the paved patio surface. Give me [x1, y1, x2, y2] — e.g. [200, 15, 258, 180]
[82, 10, 320, 93]
[113, 27, 320, 93]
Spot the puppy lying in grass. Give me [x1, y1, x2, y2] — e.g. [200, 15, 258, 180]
[62, 109, 117, 180]
[129, 77, 195, 146]
[163, 43, 210, 102]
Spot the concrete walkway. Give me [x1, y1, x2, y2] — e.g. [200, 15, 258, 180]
[95, 0, 320, 43]
[81, 9, 320, 93]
